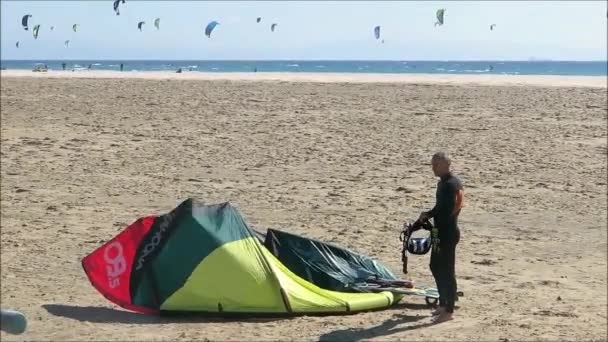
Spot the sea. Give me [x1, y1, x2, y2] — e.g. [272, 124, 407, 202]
[1, 60, 606, 76]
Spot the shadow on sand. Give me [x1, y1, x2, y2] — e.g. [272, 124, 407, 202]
[42, 304, 293, 324]
[317, 302, 442, 342]
[318, 313, 437, 342]
[43, 301, 441, 339]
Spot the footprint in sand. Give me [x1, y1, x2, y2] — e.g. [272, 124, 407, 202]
[471, 259, 497, 266]
[395, 186, 416, 193]
[538, 280, 561, 287]
[533, 309, 577, 318]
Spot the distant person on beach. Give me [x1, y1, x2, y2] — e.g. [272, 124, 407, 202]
[418, 152, 464, 323]
[120, 63, 124, 72]
[62, 63, 66, 70]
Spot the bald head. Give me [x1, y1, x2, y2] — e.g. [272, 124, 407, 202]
[431, 151, 451, 177]
[432, 152, 451, 165]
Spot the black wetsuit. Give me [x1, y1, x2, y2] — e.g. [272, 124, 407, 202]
[425, 172, 463, 313]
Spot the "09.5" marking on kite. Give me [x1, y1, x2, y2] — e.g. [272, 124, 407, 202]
[104, 242, 127, 289]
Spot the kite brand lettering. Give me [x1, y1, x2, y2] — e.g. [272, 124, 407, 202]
[104, 241, 126, 289]
[135, 212, 176, 271]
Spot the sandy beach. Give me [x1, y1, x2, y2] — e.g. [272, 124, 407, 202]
[2, 69, 607, 88]
[1, 72, 606, 341]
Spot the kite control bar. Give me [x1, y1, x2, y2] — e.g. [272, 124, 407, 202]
[348, 275, 415, 294]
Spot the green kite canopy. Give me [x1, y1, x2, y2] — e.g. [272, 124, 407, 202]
[82, 198, 403, 315]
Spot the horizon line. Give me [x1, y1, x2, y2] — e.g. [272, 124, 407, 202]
[2, 58, 607, 63]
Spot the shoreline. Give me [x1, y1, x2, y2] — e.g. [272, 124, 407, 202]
[1, 69, 606, 87]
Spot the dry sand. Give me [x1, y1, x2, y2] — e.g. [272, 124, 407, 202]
[2, 69, 607, 88]
[1, 72, 606, 341]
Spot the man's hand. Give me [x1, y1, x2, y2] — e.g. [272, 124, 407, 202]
[418, 211, 430, 222]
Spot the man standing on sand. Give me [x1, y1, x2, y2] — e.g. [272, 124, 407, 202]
[418, 152, 464, 323]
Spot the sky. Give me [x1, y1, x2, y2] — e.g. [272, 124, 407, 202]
[1, 1, 607, 61]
